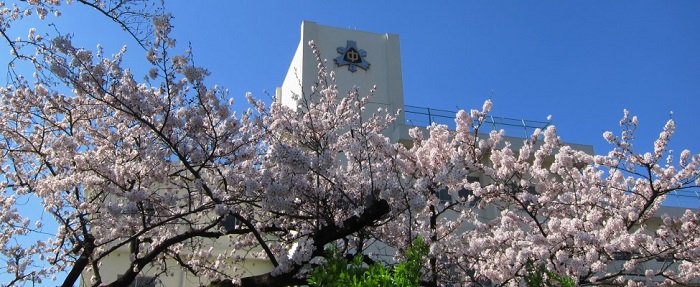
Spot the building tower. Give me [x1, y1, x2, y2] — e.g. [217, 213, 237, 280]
[276, 21, 408, 143]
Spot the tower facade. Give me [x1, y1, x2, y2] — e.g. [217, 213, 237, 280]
[277, 21, 408, 142]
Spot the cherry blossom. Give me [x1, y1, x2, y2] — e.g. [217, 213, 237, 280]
[0, 1, 699, 287]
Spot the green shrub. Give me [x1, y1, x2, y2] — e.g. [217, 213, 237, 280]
[308, 238, 427, 287]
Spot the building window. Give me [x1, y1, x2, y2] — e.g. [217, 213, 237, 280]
[118, 275, 157, 287]
[437, 176, 480, 205]
[612, 251, 632, 260]
[133, 276, 157, 287]
[656, 253, 675, 262]
[219, 214, 239, 233]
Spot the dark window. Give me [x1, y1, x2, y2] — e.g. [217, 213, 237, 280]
[437, 176, 480, 205]
[438, 188, 452, 204]
[612, 251, 632, 260]
[466, 269, 493, 286]
[527, 185, 538, 195]
[118, 275, 157, 287]
[219, 214, 239, 232]
[132, 276, 156, 287]
[656, 253, 675, 262]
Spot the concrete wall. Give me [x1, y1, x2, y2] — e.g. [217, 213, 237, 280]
[80, 245, 274, 287]
[278, 21, 407, 142]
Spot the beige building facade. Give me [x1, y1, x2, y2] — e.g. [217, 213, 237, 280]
[88, 21, 694, 287]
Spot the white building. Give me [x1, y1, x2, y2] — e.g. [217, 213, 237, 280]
[87, 21, 695, 287]
[258, 21, 698, 286]
[277, 21, 408, 144]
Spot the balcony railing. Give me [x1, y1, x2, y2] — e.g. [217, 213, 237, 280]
[404, 105, 551, 138]
[403, 105, 699, 208]
[665, 190, 700, 208]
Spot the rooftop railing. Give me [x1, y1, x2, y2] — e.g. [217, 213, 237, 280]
[403, 105, 699, 208]
[404, 105, 551, 138]
[665, 190, 700, 208]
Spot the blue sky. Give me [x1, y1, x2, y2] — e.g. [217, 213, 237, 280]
[7, 1, 699, 157]
[163, 1, 699, 155]
[175, 1, 697, 207]
[166, 1, 700, 206]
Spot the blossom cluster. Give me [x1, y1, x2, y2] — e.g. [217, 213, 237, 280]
[0, 2, 699, 287]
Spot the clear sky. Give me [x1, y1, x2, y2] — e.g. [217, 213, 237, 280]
[164, 1, 700, 155]
[6, 1, 700, 156]
[164, 1, 700, 204]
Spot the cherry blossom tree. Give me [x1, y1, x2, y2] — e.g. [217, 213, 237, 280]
[0, 1, 265, 286]
[1, 1, 700, 287]
[0, 2, 412, 286]
[404, 109, 700, 286]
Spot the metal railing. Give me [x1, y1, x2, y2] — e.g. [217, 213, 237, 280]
[664, 190, 700, 208]
[404, 105, 551, 138]
[403, 105, 699, 208]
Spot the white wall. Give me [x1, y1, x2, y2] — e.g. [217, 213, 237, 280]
[278, 21, 408, 142]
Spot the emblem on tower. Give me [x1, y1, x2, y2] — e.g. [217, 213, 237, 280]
[335, 40, 370, 72]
